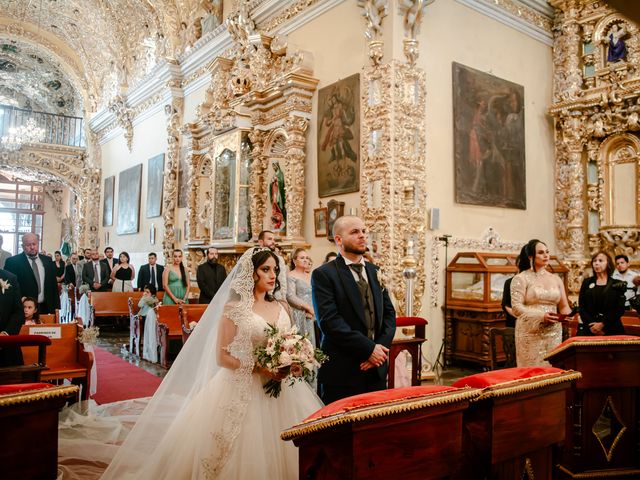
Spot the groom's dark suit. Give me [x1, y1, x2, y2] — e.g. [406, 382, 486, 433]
[312, 255, 396, 404]
[0, 268, 25, 366]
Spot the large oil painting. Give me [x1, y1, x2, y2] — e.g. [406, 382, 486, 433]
[117, 164, 142, 235]
[178, 146, 189, 208]
[146, 153, 165, 218]
[317, 73, 360, 197]
[453, 63, 526, 209]
[102, 175, 115, 227]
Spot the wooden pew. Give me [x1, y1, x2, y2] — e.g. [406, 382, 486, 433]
[179, 304, 208, 343]
[0, 335, 51, 384]
[89, 291, 164, 326]
[622, 311, 640, 336]
[20, 323, 94, 401]
[39, 313, 57, 324]
[156, 305, 181, 368]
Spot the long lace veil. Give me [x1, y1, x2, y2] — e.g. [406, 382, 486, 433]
[101, 247, 267, 478]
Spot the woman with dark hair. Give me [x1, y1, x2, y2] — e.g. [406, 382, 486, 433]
[511, 239, 572, 366]
[578, 251, 626, 336]
[162, 249, 190, 305]
[324, 251, 338, 264]
[54, 251, 65, 285]
[111, 252, 135, 292]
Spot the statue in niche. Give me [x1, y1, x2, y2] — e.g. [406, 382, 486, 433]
[198, 189, 212, 239]
[269, 161, 286, 232]
[605, 23, 627, 63]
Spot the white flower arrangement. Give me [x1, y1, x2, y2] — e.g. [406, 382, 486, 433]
[0, 278, 11, 294]
[78, 326, 100, 345]
[141, 295, 160, 308]
[78, 284, 91, 295]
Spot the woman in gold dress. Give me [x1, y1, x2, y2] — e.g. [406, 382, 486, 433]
[511, 239, 572, 366]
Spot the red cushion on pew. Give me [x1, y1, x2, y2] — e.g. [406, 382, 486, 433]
[0, 383, 55, 396]
[396, 316, 428, 327]
[0, 334, 51, 347]
[305, 385, 457, 422]
[451, 367, 564, 389]
[557, 335, 639, 349]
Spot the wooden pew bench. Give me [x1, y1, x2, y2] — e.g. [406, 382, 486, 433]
[90, 291, 145, 326]
[129, 292, 166, 356]
[156, 305, 182, 368]
[179, 304, 209, 343]
[20, 323, 93, 401]
[622, 311, 640, 336]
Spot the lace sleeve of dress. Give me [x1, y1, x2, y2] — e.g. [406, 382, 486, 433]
[286, 275, 307, 311]
[510, 273, 545, 323]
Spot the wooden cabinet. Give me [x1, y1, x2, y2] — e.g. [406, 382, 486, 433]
[445, 252, 568, 369]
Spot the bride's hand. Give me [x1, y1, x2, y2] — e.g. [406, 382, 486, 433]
[544, 312, 559, 323]
[255, 365, 290, 381]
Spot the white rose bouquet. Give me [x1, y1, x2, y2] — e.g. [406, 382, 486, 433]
[254, 324, 327, 398]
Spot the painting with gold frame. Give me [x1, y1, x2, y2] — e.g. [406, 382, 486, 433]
[317, 74, 360, 197]
[117, 164, 142, 235]
[314, 207, 328, 237]
[326, 200, 345, 242]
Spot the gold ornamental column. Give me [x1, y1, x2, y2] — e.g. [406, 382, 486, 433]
[283, 116, 309, 242]
[162, 97, 184, 263]
[76, 167, 101, 248]
[248, 129, 268, 240]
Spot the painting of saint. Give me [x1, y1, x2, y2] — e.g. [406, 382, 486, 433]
[269, 160, 286, 233]
[453, 63, 526, 209]
[317, 74, 360, 197]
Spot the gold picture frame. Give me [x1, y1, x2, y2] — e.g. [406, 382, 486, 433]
[326, 200, 345, 242]
[314, 207, 328, 237]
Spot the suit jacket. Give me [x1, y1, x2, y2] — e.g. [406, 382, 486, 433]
[82, 261, 109, 291]
[0, 269, 24, 366]
[137, 263, 165, 291]
[196, 262, 227, 303]
[64, 263, 83, 286]
[4, 252, 60, 313]
[311, 255, 396, 389]
[578, 276, 626, 335]
[0, 249, 10, 269]
[101, 257, 119, 278]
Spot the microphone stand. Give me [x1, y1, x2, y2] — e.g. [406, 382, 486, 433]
[434, 234, 451, 375]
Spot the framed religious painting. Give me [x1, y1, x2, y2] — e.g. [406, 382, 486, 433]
[117, 164, 142, 235]
[314, 207, 328, 237]
[146, 153, 165, 218]
[452, 62, 526, 209]
[102, 175, 115, 227]
[317, 74, 360, 197]
[178, 146, 190, 208]
[326, 200, 345, 242]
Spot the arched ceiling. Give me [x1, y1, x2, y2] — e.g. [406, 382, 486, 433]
[0, 0, 214, 115]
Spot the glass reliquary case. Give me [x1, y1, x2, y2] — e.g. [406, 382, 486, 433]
[211, 129, 252, 246]
[446, 252, 568, 309]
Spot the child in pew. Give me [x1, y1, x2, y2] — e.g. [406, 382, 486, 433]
[138, 284, 159, 317]
[23, 297, 42, 325]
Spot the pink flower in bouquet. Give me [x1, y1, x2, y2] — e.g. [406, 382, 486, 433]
[290, 364, 304, 377]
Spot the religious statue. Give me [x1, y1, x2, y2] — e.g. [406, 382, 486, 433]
[198, 190, 212, 239]
[357, 0, 388, 41]
[269, 161, 286, 232]
[605, 23, 627, 63]
[197, 0, 222, 35]
[398, 0, 434, 39]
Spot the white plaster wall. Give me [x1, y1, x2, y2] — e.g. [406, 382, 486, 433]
[42, 192, 63, 255]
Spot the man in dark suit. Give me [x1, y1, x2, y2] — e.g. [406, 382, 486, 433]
[0, 268, 24, 366]
[311, 216, 396, 404]
[196, 247, 227, 303]
[101, 247, 118, 289]
[4, 233, 60, 314]
[82, 249, 109, 291]
[137, 252, 164, 291]
[64, 252, 83, 287]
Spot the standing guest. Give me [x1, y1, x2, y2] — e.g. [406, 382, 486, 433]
[579, 251, 626, 336]
[111, 252, 135, 292]
[137, 284, 159, 318]
[78, 248, 92, 266]
[312, 216, 396, 404]
[137, 252, 164, 291]
[54, 250, 66, 285]
[511, 239, 572, 367]
[0, 267, 24, 366]
[257, 230, 287, 300]
[64, 252, 83, 287]
[4, 233, 60, 314]
[82, 248, 109, 292]
[162, 249, 190, 305]
[22, 297, 41, 325]
[196, 247, 227, 304]
[0, 234, 11, 269]
[323, 251, 338, 264]
[502, 257, 524, 328]
[612, 254, 640, 309]
[287, 248, 316, 348]
[101, 247, 119, 289]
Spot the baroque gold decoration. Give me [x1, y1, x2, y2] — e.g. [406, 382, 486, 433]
[162, 98, 184, 263]
[108, 95, 134, 152]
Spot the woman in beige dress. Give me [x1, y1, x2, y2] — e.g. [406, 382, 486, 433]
[511, 239, 572, 366]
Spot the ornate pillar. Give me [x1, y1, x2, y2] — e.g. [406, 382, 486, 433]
[162, 97, 184, 262]
[283, 116, 308, 241]
[76, 167, 101, 248]
[248, 129, 267, 240]
[551, 0, 583, 102]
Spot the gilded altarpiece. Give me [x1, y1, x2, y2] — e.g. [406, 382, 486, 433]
[550, 0, 640, 295]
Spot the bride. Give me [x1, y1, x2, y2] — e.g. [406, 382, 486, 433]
[61, 247, 323, 479]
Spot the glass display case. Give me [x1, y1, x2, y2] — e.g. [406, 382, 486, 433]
[445, 251, 568, 369]
[211, 129, 252, 246]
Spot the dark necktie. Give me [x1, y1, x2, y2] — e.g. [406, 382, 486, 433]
[29, 257, 42, 297]
[151, 266, 156, 289]
[349, 263, 376, 339]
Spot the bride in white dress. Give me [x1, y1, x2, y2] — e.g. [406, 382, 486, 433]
[60, 247, 323, 479]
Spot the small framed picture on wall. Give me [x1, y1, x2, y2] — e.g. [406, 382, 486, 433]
[314, 207, 328, 237]
[150, 223, 156, 245]
[326, 200, 345, 242]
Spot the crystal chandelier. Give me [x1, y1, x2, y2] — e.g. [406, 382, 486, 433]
[1, 118, 46, 151]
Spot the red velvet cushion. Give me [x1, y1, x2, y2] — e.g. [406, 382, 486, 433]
[305, 385, 457, 422]
[451, 367, 564, 389]
[0, 383, 54, 396]
[396, 316, 428, 327]
[0, 334, 51, 347]
[557, 335, 638, 350]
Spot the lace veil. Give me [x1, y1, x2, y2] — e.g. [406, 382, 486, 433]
[101, 247, 269, 478]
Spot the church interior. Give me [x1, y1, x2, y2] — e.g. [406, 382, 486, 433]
[2, 0, 640, 478]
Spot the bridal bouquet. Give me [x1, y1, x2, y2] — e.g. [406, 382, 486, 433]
[254, 325, 327, 398]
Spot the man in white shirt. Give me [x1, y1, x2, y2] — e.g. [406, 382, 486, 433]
[0, 234, 11, 269]
[612, 254, 640, 308]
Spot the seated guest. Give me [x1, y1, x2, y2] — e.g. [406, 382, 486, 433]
[137, 284, 159, 317]
[0, 267, 24, 366]
[612, 254, 640, 309]
[579, 251, 626, 336]
[196, 247, 226, 304]
[22, 297, 41, 325]
[111, 252, 135, 292]
[137, 252, 164, 291]
[54, 251, 65, 285]
[64, 253, 83, 287]
[82, 249, 109, 292]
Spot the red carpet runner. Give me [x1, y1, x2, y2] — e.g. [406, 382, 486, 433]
[91, 347, 162, 404]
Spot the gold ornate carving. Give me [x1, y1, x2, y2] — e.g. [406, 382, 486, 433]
[248, 129, 267, 239]
[162, 97, 184, 263]
[282, 116, 308, 240]
[107, 95, 134, 152]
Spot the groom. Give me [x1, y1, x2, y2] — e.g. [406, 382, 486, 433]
[312, 216, 396, 404]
